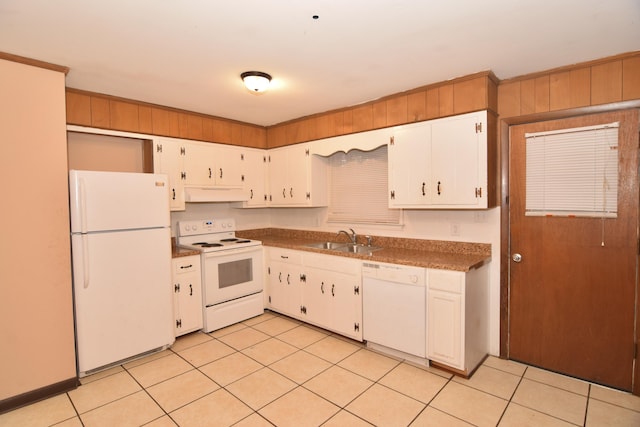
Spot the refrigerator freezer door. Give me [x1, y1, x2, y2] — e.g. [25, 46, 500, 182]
[71, 227, 174, 375]
[69, 170, 170, 233]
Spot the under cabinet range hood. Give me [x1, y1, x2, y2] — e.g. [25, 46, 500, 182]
[184, 187, 249, 203]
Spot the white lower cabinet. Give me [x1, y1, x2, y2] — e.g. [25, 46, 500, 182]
[427, 265, 489, 375]
[265, 248, 363, 341]
[304, 253, 362, 341]
[172, 255, 203, 336]
[265, 248, 304, 318]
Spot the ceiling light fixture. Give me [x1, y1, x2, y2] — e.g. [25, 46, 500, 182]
[241, 71, 272, 93]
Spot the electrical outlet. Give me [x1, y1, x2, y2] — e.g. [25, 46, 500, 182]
[474, 211, 487, 223]
[451, 223, 460, 236]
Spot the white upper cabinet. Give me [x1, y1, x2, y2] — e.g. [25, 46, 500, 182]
[215, 144, 244, 187]
[183, 141, 244, 188]
[153, 137, 247, 210]
[153, 137, 186, 211]
[183, 142, 215, 187]
[430, 112, 485, 206]
[268, 143, 328, 207]
[238, 148, 269, 207]
[388, 121, 432, 206]
[388, 111, 489, 209]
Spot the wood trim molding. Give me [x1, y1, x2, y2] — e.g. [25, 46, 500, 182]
[0, 51, 69, 74]
[0, 377, 78, 415]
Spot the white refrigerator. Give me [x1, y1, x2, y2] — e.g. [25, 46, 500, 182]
[69, 170, 174, 377]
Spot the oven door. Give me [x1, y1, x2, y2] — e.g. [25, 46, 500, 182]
[202, 245, 264, 306]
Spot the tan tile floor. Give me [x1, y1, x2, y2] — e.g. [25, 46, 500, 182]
[2, 311, 640, 427]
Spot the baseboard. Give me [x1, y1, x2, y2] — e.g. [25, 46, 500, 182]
[0, 377, 78, 415]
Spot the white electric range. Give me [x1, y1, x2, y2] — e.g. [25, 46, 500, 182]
[177, 219, 264, 332]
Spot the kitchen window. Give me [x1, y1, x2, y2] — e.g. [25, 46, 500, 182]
[327, 145, 402, 225]
[525, 122, 619, 218]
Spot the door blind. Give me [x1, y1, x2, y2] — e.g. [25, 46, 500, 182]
[328, 145, 401, 224]
[525, 122, 619, 218]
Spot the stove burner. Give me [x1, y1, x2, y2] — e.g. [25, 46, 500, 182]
[201, 243, 223, 248]
[220, 238, 239, 242]
[192, 242, 209, 246]
[236, 240, 251, 244]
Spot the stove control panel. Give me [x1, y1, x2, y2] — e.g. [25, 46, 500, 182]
[178, 218, 236, 236]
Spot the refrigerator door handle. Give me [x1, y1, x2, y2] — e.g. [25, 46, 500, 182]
[82, 234, 90, 288]
[79, 177, 88, 234]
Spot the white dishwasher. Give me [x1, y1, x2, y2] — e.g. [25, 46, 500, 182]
[362, 261, 426, 358]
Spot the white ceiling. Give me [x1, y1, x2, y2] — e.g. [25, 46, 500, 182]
[1, 1, 639, 127]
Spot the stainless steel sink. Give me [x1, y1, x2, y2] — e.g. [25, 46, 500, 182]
[304, 241, 382, 255]
[304, 241, 348, 250]
[334, 244, 383, 254]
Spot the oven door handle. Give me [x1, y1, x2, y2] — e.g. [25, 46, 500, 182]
[203, 245, 262, 259]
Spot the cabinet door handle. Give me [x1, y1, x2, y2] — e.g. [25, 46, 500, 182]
[250, 189, 254, 199]
[208, 168, 212, 179]
[422, 182, 426, 196]
[172, 188, 176, 200]
[321, 282, 324, 294]
[331, 284, 335, 297]
[290, 187, 293, 198]
[287, 274, 290, 285]
[282, 188, 286, 198]
[219, 168, 223, 179]
[279, 272, 282, 283]
[189, 284, 193, 296]
[437, 181, 441, 195]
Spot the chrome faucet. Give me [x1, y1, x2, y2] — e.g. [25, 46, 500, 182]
[337, 228, 357, 244]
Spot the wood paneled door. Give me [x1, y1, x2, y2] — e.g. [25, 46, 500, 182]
[508, 110, 638, 391]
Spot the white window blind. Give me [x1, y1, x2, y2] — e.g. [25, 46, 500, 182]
[525, 122, 619, 218]
[327, 145, 401, 225]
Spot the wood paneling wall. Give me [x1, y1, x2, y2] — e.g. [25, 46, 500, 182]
[66, 52, 639, 150]
[498, 52, 640, 119]
[266, 71, 499, 148]
[65, 89, 267, 148]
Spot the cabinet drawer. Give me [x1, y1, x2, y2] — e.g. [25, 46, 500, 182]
[268, 248, 303, 264]
[173, 256, 200, 275]
[428, 269, 464, 294]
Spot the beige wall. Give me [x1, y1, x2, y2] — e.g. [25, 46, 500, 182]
[67, 132, 147, 172]
[0, 59, 76, 400]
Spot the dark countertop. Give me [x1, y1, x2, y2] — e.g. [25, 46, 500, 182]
[237, 228, 491, 272]
[171, 242, 200, 258]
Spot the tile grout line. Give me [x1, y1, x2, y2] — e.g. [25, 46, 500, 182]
[582, 383, 591, 427]
[121, 357, 184, 426]
[62, 392, 84, 426]
[494, 364, 528, 426]
[504, 366, 587, 426]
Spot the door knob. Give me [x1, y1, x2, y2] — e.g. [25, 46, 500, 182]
[512, 253, 522, 263]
